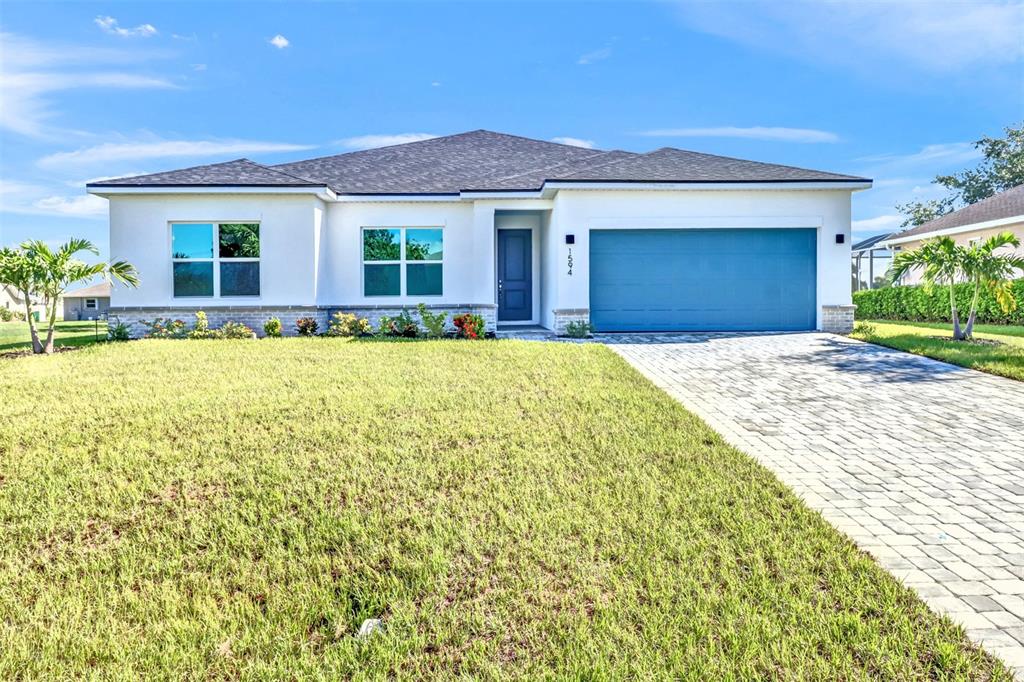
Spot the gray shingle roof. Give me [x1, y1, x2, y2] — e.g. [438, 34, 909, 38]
[87, 159, 322, 187]
[889, 184, 1024, 240]
[88, 130, 869, 194]
[63, 282, 111, 298]
[551, 147, 866, 183]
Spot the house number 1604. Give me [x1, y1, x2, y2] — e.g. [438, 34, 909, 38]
[567, 247, 573, 276]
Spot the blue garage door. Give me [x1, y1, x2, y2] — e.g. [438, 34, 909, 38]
[590, 228, 817, 332]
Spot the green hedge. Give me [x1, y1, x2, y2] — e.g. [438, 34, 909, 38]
[852, 278, 1024, 324]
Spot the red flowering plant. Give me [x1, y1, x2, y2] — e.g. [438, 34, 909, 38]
[452, 313, 485, 339]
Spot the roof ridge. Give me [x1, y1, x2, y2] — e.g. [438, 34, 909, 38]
[479, 149, 617, 185]
[240, 157, 320, 184]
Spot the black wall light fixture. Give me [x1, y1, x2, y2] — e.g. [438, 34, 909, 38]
[565, 234, 575, 244]
[835, 234, 845, 244]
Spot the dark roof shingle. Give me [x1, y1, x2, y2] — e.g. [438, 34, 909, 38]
[890, 184, 1024, 240]
[88, 159, 321, 187]
[88, 130, 869, 194]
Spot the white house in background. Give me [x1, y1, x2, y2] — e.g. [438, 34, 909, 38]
[882, 184, 1024, 285]
[1, 284, 49, 319]
[86, 130, 871, 336]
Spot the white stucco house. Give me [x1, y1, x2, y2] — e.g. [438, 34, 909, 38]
[87, 130, 871, 336]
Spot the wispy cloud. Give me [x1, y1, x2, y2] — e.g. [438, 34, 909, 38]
[855, 142, 981, 168]
[577, 47, 612, 65]
[637, 126, 839, 143]
[95, 16, 158, 38]
[0, 180, 108, 219]
[335, 133, 438, 150]
[38, 138, 317, 168]
[675, 1, 1024, 72]
[852, 214, 902, 235]
[550, 137, 596, 149]
[269, 34, 290, 49]
[0, 33, 176, 138]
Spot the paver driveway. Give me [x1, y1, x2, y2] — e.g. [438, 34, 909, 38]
[606, 332, 1024, 675]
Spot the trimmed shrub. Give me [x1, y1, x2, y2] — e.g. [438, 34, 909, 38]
[296, 317, 319, 336]
[377, 310, 419, 338]
[140, 317, 189, 339]
[853, 278, 1024, 325]
[106, 319, 132, 341]
[326, 312, 372, 337]
[0, 307, 13, 322]
[220, 321, 255, 339]
[417, 303, 447, 339]
[187, 311, 219, 339]
[564, 320, 593, 338]
[263, 317, 282, 338]
[452, 313, 485, 339]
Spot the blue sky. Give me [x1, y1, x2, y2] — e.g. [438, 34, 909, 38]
[1, 0, 1022, 259]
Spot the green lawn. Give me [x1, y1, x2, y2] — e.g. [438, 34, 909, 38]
[0, 320, 108, 352]
[0, 340, 1009, 679]
[855, 320, 1024, 381]
[865, 320, 1024, 340]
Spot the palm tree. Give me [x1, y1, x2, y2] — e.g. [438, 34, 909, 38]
[0, 239, 139, 354]
[890, 236, 968, 339]
[961, 232, 1024, 338]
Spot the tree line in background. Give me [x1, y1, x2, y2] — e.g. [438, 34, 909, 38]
[897, 123, 1024, 228]
[0, 239, 138, 354]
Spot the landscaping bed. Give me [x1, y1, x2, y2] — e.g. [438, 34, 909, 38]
[853, 321, 1024, 381]
[0, 340, 1010, 678]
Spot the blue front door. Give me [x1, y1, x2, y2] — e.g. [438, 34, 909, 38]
[498, 229, 532, 321]
[589, 228, 817, 332]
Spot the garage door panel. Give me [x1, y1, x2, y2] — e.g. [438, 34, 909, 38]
[589, 228, 816, 332]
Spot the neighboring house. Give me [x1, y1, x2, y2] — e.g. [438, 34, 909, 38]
[851, 233, 894, 292]
[86, 130, 871, 336]
[882, 184, 1024, 285]
[1, 283, 50, 319]
[63, 282, 111, 321]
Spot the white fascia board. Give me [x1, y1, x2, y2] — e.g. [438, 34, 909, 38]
[332, 194, 463, 203]
[458, 190, 544, 200]
[881, 215, 1024, 247]
[87, 185, 337, 201]
[539, 181, 872, 197]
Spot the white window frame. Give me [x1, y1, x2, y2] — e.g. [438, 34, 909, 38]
[84, 298, 98, 310]
[170, 221, 261, 299]
[361, 226, 443, 298]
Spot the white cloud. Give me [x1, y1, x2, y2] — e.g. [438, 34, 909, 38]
[269, 34, 290, 49]
[0, 33, 176, 138]
[38, 138, 317, 168]
[550, 137, 596, 149]
[33, 194, 109, 217]
[637, 126, 839, 143]
[855, 142, 982, 168]
[675, 1, 1024, 72]
[0, 180, 107, 220]
[431, 81, 442, 87]
[335, 133, 439, 150]
[95, 16, 158, 38]
[852, 215, 902, 233]
[577, 47, 612, 65]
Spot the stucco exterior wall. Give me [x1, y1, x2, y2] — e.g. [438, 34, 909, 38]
[105, 188, 857, 333]
[108, 194, 325, 308]
[894, 221, 1024, 285]
[547, 189, 854, 330]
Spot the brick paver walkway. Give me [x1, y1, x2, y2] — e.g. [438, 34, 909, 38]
[605, 332, 1024, 675]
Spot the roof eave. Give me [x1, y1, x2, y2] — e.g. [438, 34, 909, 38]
[86, 184, 337, 201]
[881, 214, 1024, 247]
